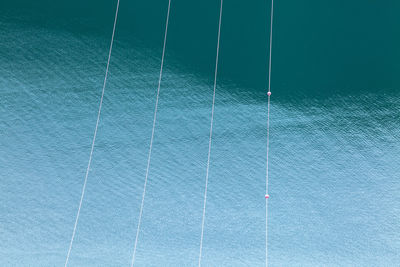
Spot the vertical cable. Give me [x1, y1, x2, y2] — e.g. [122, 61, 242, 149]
[64, 0, 120, 266]
[130, 0, 171, 266]
[265, 0, 274, 266]
[198, 1, 223, 266]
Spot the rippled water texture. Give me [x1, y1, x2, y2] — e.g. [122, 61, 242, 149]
[1, 1, 400, 266]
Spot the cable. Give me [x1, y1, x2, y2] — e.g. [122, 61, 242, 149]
[64, 0, 120, 266]
[265, 0, 274, 266]
[198, 1, 223, 266]
[130, 0, 171, 266]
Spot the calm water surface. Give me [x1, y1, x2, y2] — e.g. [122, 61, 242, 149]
[1, 1, 399, 266]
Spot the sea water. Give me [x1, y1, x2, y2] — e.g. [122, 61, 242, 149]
[1, 1, 399, 266]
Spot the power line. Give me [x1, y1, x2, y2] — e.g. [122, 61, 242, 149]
[64, 0, 120, 266]
[198, 1, 223, 266]
[130, 0, 172, 266]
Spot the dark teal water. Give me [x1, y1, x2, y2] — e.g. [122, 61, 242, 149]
[1, 1, 399, 266]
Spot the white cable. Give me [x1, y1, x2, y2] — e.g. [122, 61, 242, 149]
[64, 0, 120, 266]
[130, 0, 171, 266]
[198, 1, 223, 266]
[265, 0, 274, 266]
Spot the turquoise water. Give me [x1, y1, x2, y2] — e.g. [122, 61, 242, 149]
[1, 1, 400, 266]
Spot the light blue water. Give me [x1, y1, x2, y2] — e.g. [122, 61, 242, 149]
[1, 1, 400, 266]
